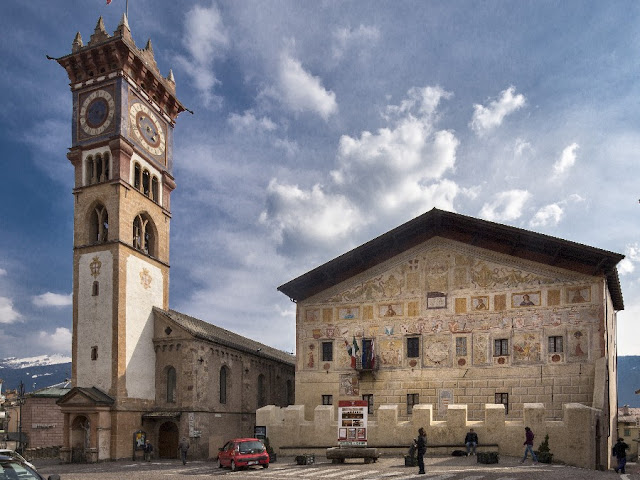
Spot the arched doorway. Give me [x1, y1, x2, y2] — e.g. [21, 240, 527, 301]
[158, 421, 179, 459]
[71, 415, 90, 463]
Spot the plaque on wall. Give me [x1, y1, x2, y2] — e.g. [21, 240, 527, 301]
[427, 292, 447, 309]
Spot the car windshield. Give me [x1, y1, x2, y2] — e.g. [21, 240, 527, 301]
[238, 441, 264, 454]
[0, 459, 42, 480]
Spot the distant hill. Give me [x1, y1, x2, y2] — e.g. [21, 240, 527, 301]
[0, 355, 72, 394]
[618, 356, 640, 407]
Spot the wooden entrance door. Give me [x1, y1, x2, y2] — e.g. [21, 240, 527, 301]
[158, 421, 179, 459]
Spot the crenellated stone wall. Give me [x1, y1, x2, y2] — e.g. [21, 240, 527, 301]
[257, 402, 602, 469]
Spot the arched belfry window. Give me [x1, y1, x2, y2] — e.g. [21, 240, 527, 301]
[134, 163, 141, 190]
[89, 204, 108, 244]
[86, 156, 94, 185]
[220, 366, 228, 404]
[133, 213, 155, 256]
[86, 153, 110, 185]
[142, 169, 150, 197]
[151, 176, 159, 203]
[96, 154, 104, 183]
[167, 366, 176, 403]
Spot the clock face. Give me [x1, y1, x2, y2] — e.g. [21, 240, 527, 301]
[129, 102, 166, 157]
[79, 89, 115, 136]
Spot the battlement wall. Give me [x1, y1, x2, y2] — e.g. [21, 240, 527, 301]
[257, 402, 602, 469]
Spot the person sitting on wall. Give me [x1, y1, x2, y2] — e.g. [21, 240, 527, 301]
[464, 428, 478, 456]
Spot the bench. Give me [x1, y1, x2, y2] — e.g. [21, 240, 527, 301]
[326, 447, 380, 464]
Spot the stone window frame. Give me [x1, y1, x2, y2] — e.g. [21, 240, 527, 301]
[132, 213, 156, 256]
[133, 161, 160, 204]
[406, 337, 420, 358]
[455, 336, 467, 356]
[407, 393, 419, 414]
[85, 152, 110, 186]
[89, 203, 109, 244]
[321, 341, 333, 362]
[493, 338, 509, 357]
[166, 366, 177, 403]
[322, 394, 333, 405]
[548, 335, 564, 353]
[219, 365, 229, 404]
[495, 392, 508, 414]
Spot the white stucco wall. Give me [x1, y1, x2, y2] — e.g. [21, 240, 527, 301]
[125, 254, 162, 400]
[77, 251, 113, 392]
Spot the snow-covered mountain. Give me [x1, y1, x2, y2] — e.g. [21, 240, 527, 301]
[0, 355, 72, 393]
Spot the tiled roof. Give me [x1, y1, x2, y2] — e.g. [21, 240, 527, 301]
[278, 208, 625, 309]
[618, 407, 640, 422]
[29, 380, 72, 398]
[155, 308, 295, 366]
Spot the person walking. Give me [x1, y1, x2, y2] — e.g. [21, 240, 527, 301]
[178, 437, 190, 465]
[520, 426, 538, 464]
[613, 437, 629, 473]
[416, 427, 427, 474]
[464, 428, 478, 456]
[143, 439, 153, 462]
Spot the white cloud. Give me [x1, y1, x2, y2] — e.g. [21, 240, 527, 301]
[529, 203, 564, 228]
[332, 24, 381, 60]
[32, 292, 72, 308]
[261, 85, 460, 252]
[176, 3, 229, 106]
[0, 268, 6, 276]
[0, 297, 21, 324]
[277, 54, 337, 120]
[228, 111, 277, 134]
[38, 328, 72, 354]
[618, 243, 640, 275]
[479, 189, 531, 222]
[552, 143, 579, 178]
[470, 86, 526, 136]
[514, 138, 532, 157]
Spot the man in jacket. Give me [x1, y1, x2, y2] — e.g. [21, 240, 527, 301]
[178, 437, 190, 465]
[416, 427, 427, 474]
[613, 437, 629, 474]
[520, 426, 538, 464]
[464, 428, 478, 456]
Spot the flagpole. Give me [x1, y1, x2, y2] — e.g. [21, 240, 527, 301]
[126, 0, 129, 18]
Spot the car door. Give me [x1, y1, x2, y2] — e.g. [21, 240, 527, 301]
[219, 441, 233, 466]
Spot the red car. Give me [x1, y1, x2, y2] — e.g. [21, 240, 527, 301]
[217, 438, 269, 471]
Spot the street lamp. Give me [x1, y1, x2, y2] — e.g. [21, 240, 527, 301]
[17, 381, 24, 454]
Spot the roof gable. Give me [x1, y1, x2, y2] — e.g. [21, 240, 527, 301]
[278, 208, 624, 309]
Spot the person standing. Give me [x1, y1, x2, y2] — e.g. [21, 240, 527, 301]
[143, 439, 153, 462]
[178, 437, 190, 465]
[464, 428, 478, 456]
[613, 437, 629, 474]
[416, 427, 427, 474]
[520, 427, 538, 464]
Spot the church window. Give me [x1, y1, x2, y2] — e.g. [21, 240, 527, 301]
[134, 163, 141, 190]
[86, 156, 94, 185]
[494, 339, 509, 356]
[321, 341, 333, 362]
[407, 393, 419, 414]
[286, 380, 294, 406]
[167, 367, 176, 403]
[495, 392, 509, 414]
[257, 374, 266, 408]
[548, 336, 563, 353]
[92, 281, 99, 296]
[322, 395, 333, 405]
[142, 169, 150, 196]
[133, 214, 154, 256]
[407, 337, 420, 358]
[220, 366, 228, 404]
[362, 394, 374, 414]
[91, 346, 98, 361]
[89, 204, 108, 244]
[152, 176, 159, 202]
[456, 337, 467, 356]
[96, 154, 103, 182]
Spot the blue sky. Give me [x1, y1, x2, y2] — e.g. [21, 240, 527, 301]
[1, 1, 639, 359]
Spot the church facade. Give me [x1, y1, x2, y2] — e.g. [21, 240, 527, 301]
[273, 208, 623, 469]
[53, 17, 294, 462]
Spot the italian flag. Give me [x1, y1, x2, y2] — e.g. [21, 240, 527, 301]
[345, 336, 359, 369]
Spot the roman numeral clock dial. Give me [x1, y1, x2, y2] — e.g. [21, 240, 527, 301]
[129, 102, 166, 158]
[79, 89, 115, 136]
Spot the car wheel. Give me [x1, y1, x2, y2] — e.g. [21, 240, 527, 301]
[217, 458, 223, 468]
[262, 463, 269, 468]
[231, 460, 237, 472]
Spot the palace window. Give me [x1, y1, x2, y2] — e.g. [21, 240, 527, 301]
[407, 393, 419, 414]
[167, 366, 176, 403]
[456, 337, 467, 356]
[494, 339, 509, 356]
[322, 341, 333, 362]
[363, 394, 374, 415]
[134, 162, 141, 190]
[362, 339, 374, 369]
[495, 393, 509, 414]
[220, 366, 228, 404]
[92, 281, 99, 296]
[407, 337, 420, 358]
[322, 395, 333, 406]
[548, 336, 563, 353]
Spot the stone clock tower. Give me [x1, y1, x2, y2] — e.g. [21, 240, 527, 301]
[54, 16, 185, 461]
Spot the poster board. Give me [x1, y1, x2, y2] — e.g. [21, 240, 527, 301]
[338, 400, 368, 447]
